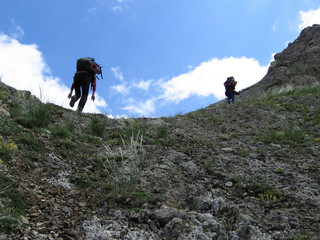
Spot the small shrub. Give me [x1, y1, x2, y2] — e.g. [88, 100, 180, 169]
[237, 148, 249, 157]
[0, 173, 26, 234]
[0, 90, 6, 101]
[69, 173, 91, 188]
[101, 131, 143, 194]
[284, 127, 305, 144]
[16, 134, 42, 152]
[0, 136, 17, 162]
[90, 115, 108, 137]
[156, 125, 168, 139]
[219, 134, 229, 141]
[154, 138, 175, 147]
[293, 234, 314, 240]
[0, 217, 21, 234]
[274, 168, 286, 174]
[121, 119, 146, 143]
[8, 102, 21, 117]
[51, 125, 76, 140]
[59, 136, 76, 148]
[208, 115, 223, 124]
[257, 126, 306, 145]
[248, 178, 270, 194]
[203, 161, 214, 173]
[16, 104, 53, 128]
[0, 116, 22, 136]
[258, 189, 283, 203]
[130, 191, 154, 208]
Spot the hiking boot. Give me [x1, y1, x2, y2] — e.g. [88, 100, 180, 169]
[69, 96, 76, 107]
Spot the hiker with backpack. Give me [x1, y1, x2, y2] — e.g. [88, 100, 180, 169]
[224, 76, 240, 104]
[68, 57, 103, 113]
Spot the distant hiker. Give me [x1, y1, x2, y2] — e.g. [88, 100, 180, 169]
[68, 57, 103, 113]
[224, 76, 240, 104]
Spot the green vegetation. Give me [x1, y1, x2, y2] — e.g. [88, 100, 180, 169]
[69, 173, 91, 188]
[101, 129, 142, 195]
[293, 234, 314, 240]
[156, 124, 168, 139]
[0, 136, 17, 162]
[120, 118, 146, 143]
[256, 125, 307, 146]
[0, 115, 22, 136]
[153, 137, 175, 147]
[16, 103, 53, 128]
[274, 168, 286, 174]
[0, 173, 26, 234]
[51, 124, 77, 141]
[247, 177, 284, 204]
[237, 148, 249, 157]
[258, 189, 283, 203]
[90, 114, 108, 137]
[203, 160, 214, 174]
[252, 85, 320, 109]
[16, 134, 43, 152]
[152, 124, 175, 146]
[219, 134, 229, 141]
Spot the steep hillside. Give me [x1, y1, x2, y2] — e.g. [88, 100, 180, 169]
[0, 25, 320, 240]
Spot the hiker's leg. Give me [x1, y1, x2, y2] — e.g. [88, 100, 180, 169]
[70, 80, 82, 107]
[74, 82, 81, 101]
[77, 78, 90, 112]
[231, 92, 235, 103]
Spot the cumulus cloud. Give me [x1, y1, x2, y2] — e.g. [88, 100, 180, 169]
[122, 98, 155, 116]
[133, 79, 152, 91]
[110, 66, 129, 94]
[111, 84, 129, 95]
[0, 34, 107, 113]
[110, 66, 153, 95]
[111, 66, 124, 82]
[160, 56, 269, 103]
[298, 6, 320, 30]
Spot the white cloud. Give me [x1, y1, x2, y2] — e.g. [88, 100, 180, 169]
[298, 7, 320, 30]
[0, 34, 107, 113]
[110, 0, 132, 13]
[160, 56, 269, 103]
[88, 7, 97, 17]
[133, 79, 152, 91]
[110, 67, 152, 94]
[111, 84, 129, 95]
[111, 66, 124, 82]
[272, 20, 279, 31]
[122, 98, 155, 116]
[9, 19, 24, 39]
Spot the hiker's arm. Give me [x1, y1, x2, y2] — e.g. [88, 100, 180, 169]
[91, 77, 96, 101]
[68, 83, 75, 99]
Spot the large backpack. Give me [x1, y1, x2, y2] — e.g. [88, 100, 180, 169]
[224, 77, 235, 95]
[224, 77, 235, 89]
[76, 57, 103, 79]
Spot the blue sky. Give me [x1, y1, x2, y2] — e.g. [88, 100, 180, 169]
[0, 0, 320, 117]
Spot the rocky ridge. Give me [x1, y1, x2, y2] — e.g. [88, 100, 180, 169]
[0, 25, 320, 240]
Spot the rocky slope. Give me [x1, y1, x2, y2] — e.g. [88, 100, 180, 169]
[0, 25, 320, 240]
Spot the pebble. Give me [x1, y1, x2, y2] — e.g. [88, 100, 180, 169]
[62, 207, 70, 213]
[225, 181, 233, 187]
